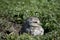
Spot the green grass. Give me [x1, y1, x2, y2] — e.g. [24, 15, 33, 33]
[0, 0, 60, 40]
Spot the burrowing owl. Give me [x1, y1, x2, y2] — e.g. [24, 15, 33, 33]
[21, 17, 44, 36]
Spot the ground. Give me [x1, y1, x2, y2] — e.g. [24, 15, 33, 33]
[0, 0, 60, 40]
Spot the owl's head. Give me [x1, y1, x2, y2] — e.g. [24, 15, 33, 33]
[26, 17, 41, 27]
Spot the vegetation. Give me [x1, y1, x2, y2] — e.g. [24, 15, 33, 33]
[0, 0, 60, 40]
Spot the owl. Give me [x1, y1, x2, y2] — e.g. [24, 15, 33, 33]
[21, 17, 44, 36]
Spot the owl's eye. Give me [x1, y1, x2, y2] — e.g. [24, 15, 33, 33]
[33, 22, 37, 23]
